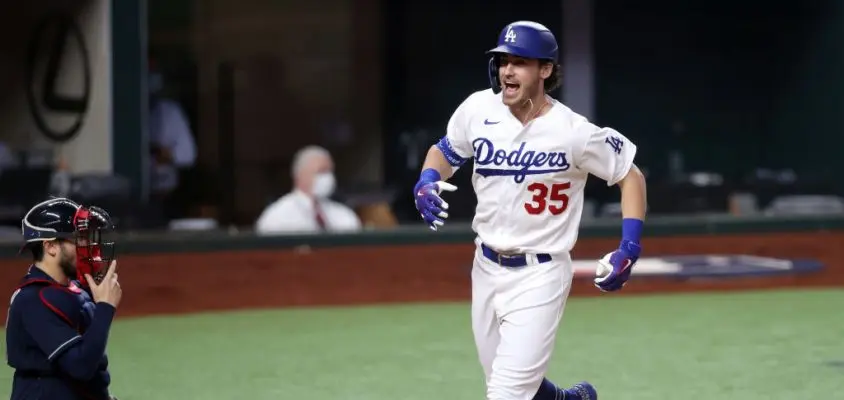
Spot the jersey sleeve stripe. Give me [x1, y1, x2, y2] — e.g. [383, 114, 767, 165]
[47, 335, 82, 361]
[436, 137, 468, 167]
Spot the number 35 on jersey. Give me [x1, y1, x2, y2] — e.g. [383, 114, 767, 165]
[524, 182, 570, 215]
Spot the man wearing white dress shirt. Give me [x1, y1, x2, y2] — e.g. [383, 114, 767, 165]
[255, 145, 362, 234]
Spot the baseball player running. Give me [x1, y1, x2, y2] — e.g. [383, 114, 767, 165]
[5, 198, 123, 400]
[413, 21, 647, 400]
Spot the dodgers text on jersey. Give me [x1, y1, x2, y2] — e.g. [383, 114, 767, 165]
[472, 137, 570, 183]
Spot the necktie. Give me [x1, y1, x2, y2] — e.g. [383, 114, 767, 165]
[314, 199, 327, 230]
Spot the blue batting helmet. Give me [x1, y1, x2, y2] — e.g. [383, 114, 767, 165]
[486, 21, 559, 94]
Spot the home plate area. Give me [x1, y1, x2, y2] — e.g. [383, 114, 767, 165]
[571, 255, 824, 279]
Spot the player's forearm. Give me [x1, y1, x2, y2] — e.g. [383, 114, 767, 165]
[420, 145, 455, 182]
[618, 164, 647, 242]
[56, 303, 116, 381]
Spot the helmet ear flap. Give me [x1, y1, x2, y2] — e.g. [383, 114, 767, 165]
[488, 56, 501, 94]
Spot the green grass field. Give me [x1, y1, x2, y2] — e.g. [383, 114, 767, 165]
[2, 289, 843, 399]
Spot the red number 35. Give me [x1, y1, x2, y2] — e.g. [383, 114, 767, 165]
[524, 182, 571, 215]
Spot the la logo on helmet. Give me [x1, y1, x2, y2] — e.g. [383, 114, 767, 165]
[504, 27, 517, 43]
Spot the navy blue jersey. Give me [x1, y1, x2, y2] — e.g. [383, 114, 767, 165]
[5, 266, 116, 400]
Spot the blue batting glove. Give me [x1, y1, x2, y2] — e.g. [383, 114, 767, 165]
[413, 168, 458, 231]
[594, 218, 643, 292]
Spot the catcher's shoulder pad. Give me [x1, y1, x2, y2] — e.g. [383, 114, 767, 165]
[21, 280, 87, 328]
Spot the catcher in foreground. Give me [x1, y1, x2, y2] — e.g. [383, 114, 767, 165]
[6, 197, 123, 400]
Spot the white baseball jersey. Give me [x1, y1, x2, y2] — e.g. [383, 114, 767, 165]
[437, 89, 637, 255]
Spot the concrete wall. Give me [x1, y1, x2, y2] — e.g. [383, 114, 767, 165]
[0, 0, 112, 173]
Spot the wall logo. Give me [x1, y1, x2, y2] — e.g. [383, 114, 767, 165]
[25, 12, 91, 143]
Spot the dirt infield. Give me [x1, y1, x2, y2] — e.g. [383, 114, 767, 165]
[1, 230, 843, 319]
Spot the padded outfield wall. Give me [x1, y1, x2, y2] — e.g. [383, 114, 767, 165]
[1, 214, 842, 319]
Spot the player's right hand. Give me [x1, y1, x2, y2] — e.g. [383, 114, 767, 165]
[414, 180, 458, 231]
[85, 260, 122, 308]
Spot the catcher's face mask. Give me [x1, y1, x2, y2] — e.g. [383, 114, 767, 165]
[73, 206, 116, 286]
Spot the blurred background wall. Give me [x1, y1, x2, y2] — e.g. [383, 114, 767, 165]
[0, 0, 112, 173]
[148, 0, 384, 224]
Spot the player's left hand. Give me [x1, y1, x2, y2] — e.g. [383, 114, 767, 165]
[594, 239, 641, 292]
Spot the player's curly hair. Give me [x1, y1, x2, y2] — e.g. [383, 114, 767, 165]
[543, 62, 562, 93]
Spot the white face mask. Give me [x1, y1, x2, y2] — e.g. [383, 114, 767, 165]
[311, 172, 336, 198]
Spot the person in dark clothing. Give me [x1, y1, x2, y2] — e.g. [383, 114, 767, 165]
[5, 197, 123, 400]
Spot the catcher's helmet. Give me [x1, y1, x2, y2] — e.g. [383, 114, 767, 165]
[487, 21, 559, 94]
[21, 198, 116, 286]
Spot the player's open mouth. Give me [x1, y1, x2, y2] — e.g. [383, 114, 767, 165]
[503, 82, 520, 95]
